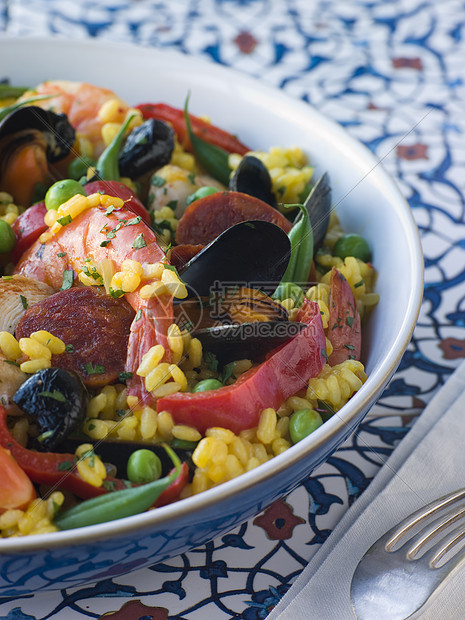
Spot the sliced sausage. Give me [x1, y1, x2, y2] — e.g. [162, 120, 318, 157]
[16, 286, 135, 388]
[169, 243, 204, 271]
[176, 191, 292, 245]
[327, 268, 361, 366]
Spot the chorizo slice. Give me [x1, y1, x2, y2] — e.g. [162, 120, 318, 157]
[15, 286, 135, 388]
[327, 268, 361, 366]
[176, 191, 292, 245]
[169, 243, 204, 271]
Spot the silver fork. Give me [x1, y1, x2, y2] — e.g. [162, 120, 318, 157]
[350, 487, 465, 619]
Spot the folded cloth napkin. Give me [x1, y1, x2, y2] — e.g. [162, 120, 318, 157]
[267, 360, 465, 620]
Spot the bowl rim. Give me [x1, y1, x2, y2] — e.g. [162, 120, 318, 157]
[0, 35, 424, 552]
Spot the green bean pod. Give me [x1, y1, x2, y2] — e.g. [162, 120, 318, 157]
[280, 204, 314, 285]
[95, 112, 137, 182]
[55, 445, 181, 530]
[0, 94, 56, 123]
[183, 95, 231, 186]
[0, 84, 29, 99]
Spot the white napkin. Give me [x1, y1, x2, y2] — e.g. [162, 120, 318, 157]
[268, 360, 465, 620]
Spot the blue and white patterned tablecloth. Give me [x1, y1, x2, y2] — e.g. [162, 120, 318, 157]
[1, 0, 464, 618]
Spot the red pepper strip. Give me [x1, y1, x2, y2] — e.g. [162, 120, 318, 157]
[0, 406, 188, 505]
[11, 201, 48, 263]
[153, 462, 189, 508]
[84, 180, 151, 227]
[157, 300, 327, 435]
[136, 103, 250, 156]
[327, 268, 361, 366]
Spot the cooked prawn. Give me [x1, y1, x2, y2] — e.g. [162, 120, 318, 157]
[14, 195, 175, 406]
[21, 81, 131, 158]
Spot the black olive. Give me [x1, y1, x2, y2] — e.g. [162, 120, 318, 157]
[13, 368, 88, 451]
[118, 119, 175, 179]
[229, 155, 277, 208]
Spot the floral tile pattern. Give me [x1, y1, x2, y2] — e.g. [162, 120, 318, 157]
[1, 0, 465, 617]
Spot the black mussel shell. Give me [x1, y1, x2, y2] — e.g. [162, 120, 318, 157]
[56, 437, 195, 480]
[193, 321, 306, 364]
[229, 155, 277, 208]
[178, 220, 291, 300]
[0, 106, 75, 162]
[118, 118, 175, 178]
[305, 172, 332, 253]
[13, 368, 88, 451]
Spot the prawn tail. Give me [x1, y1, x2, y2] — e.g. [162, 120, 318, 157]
[125, 299, 174, 407]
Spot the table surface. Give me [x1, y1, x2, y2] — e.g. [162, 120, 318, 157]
[1, 0, 464, 618]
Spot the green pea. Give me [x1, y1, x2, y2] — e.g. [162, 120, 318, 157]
[192, 378, 223, 393]
[186, 186, 219, 206]
[127, 449, 162, 484]
[272, 282, 304, 307]
[333, 233, 372, 262]
[0, 220, 16, 254]
[289, 408, 323, 444]
[68, 156, 96, 181]
[45, 179, 86, 211]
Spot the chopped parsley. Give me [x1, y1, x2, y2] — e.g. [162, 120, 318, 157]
[118, 371, 133, 382]
[57, 461, 74, 472]
[100, 239, 111, 247]
[105, 205, 115, 216]
[109, 287, 125, 299]
[65, 343, 75, 353]
[38, 389, 66, 402]
[3, 359, 20, 367]
[344, 344, 355, 350]
[151, 175, 166, 187]
[188, 172, 196, 185]
[132, 233, 147, 249]
[322, 349, 329, 362]
[354, 279, 365, 288]
[57, 251, 67, 258]
[82, 362, 106, 375]
[19, 294, 28, 310]
[57, 214, 73, 227]
[135, 309, 142, 321]
[167, 200, 178, 210]
[346, 316, 354, 327]
[125, 216, 141, 226]
[60, 269, 73, 291]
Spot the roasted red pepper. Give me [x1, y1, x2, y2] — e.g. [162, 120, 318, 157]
[327, 268, 361, 366]
[11, 201, 48, 263]
[157, 299, 327, 434]
[136, 103, 250, 156]
[0, 406, 188, 504]
[84, 180, 151, 227]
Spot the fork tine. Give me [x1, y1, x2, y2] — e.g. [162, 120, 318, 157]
[405, 503, 465, 559]
[424, 521, 465, 568]
[385, 488, 465, 551]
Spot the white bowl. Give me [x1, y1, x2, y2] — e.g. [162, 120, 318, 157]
[0, 36, 423, 594]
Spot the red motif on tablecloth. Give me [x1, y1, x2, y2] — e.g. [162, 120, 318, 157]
[253, 500, 305, 540]
[99, 600, 169, 619]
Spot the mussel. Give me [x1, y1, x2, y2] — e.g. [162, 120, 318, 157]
[118, 118, 175, 179]
[13, 367, 88, 452]
[229, 155, 277, 208]
[175, 220, 306, 363]
[0, 106, 75, 205]
[178, 220, 291, 299]
[55, 437, 195, 480]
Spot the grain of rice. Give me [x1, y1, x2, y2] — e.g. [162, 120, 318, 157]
[0, 331, 21, 360]
[172, 424, 202, 443]
[157, 410, 174, 441]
